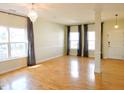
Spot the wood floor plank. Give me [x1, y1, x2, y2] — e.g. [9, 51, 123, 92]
[0, 56, 124, 90]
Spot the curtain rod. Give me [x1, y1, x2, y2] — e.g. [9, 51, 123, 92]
[0, 11, 27, 18]
[68, 22, 104, 26]
[68, 23, 95, 26]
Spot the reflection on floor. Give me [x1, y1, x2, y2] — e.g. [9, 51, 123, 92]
[0, 56, 124, 90]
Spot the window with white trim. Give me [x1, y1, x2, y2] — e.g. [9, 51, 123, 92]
[88, 31, 95, 50]
[0, 26, 27, 61]
[70, 32, 79, 49]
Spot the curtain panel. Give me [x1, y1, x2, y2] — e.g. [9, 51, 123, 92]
[67, 26, 70, 55]
[27, 17, 36, 66]
[83, 24, 88, 57]
[77, 25, 82, 56]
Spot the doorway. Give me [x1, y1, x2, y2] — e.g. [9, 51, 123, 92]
[107, 30, 124, 60]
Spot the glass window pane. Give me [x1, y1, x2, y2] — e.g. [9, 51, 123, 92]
[10, 28, 26, 42]
[88, 31, 95, 50]
[88, 41, 95, 50]
[0, 26, 8, 43]
[88, 32, 95, 40]
[70, 32, 79, 40]
[70, 40, 78, 49]
[11, 43, 26, 57]
[0, 44, 8, 60]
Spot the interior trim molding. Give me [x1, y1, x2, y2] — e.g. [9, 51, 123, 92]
[36, 54, 64, 64]
[0, 10, 27, 18]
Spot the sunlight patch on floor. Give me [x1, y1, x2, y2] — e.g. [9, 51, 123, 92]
[28, 65, 41, 69]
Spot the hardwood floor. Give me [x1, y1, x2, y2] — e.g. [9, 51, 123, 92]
[0, 56, 124, 90]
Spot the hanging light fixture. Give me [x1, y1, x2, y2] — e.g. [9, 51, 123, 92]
[28, 3, 38, 22]
[114, 14, 119, 29]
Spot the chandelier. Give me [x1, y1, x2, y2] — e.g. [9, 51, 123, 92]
[28, 3, 38, 22]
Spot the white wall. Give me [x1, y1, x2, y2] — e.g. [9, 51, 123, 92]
[103, 19, 124, 59]
[33, 18, 65, 63]
[65, 19, 124, 59]
[64, 26, 67, 55]
[83, 19, 124, 58]
[0, 13, 65, 74]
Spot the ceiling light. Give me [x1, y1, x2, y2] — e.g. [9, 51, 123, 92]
[28, 3, 38, 22]
[114, 24, 119, 29]
[114, 14, 119, 29]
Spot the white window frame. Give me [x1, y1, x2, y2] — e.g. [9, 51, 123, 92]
[0, 26, 28, 62]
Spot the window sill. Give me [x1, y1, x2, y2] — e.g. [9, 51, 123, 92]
[0, 56, 27, 63]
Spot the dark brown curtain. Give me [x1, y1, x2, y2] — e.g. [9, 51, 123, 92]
[77, 25, 82, 56]
[27, 17, 36, 66]
[83, 24, 88, 57]
[67, 26, 70, 55]
[101, 22, 104, 59]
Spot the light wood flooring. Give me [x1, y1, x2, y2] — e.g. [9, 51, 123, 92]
[0, 56, 124, 90]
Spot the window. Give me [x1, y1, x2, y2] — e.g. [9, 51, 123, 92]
[70, 32, 79, 49]
[0, 44, 8, 60]
[0, 26, 8, 60]
[9, 28, 27, 58]
[88, 31, 95, 50]
[0, 26, 27, 61]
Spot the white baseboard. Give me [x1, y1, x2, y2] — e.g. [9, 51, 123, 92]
[0, 55, 64, 74]
[36, 54, 64, 64]
[0, 58, 27, 74]
[0, 65, 26, 74]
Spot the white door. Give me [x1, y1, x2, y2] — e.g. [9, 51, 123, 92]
[108, 30, 124, 60]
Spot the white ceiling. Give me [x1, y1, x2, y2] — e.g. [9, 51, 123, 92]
[0, 3, 124, 25]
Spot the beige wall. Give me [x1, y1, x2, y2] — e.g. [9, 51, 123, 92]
[33, 18, 65, 63]
[0, 12, 27, 28]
